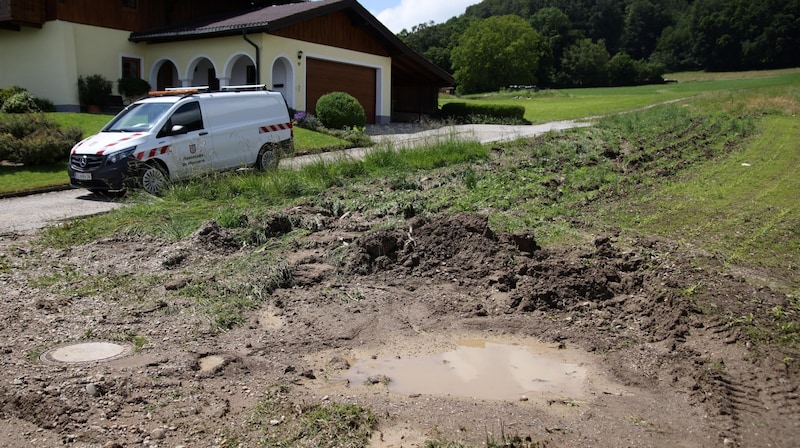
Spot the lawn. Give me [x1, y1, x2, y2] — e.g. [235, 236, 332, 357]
[441, 68, 800, 123]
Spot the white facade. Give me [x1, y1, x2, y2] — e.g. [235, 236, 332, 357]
[0, 21, 393, 121]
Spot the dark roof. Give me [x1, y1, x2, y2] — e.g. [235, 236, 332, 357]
[130, 0, 453, 85]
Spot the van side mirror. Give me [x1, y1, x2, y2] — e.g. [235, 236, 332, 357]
[170, 124, 187, 135]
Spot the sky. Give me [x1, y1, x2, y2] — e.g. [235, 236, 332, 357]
[357, 0, 482, 33]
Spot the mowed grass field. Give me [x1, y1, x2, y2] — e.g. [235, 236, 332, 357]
[1, 68, 798, 196]
[441, 67, 800, 123]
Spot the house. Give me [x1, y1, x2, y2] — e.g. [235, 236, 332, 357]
[0, 0, 453, 123]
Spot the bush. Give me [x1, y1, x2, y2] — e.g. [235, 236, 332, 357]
[78, 74, 113, 107]
[1, 91, 40, 113]
[293, 111, 324, 131]
[34, 97, 56, 112]
[440, 102, 526, 122]
[117, 77, 151, 100]
[315, 92, 366, 130]
[0, 114, 81, 165]
[0, 86, 55, 113]
[0, 86, 27, 109]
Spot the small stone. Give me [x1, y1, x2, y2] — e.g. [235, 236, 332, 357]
[85, 383, 102, 397]
[519, 395, 529, 401]
[151, 428, 166, 440]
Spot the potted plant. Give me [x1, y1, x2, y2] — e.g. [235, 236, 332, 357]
[77, 74, 112, 113]
[117, 77, 151, 103]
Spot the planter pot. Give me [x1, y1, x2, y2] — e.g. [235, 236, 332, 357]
[87, 105, 102, 114]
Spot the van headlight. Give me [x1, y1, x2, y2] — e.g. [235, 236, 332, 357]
[106, 146, 137, 165]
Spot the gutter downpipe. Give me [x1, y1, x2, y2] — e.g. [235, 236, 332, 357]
[242, 30, 261, 85]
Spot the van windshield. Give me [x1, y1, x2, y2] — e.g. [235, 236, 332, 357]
[102, 102, 173, 132]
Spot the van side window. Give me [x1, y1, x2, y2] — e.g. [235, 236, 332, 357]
[169, 101, 204, 133]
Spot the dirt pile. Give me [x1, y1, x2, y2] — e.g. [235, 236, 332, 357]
[0, 211, 797, 447]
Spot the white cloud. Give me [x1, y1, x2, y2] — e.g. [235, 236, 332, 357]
[374, 0, 480, 33]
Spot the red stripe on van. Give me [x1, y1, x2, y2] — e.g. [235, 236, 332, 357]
[136, 145, 169, 161]
[259, 122, 292, 134]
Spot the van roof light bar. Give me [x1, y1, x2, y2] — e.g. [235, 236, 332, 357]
[220, 84, 268, 91]
[146, 86, 210, 96]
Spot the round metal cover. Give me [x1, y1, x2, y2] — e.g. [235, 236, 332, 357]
[40, 341, 133, 364]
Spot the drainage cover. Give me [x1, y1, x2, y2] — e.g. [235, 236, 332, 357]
[40, 341, 133, 364]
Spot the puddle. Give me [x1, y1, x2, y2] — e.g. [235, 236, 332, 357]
[40, 341, 133, 364]
[342, 339, 594, 401]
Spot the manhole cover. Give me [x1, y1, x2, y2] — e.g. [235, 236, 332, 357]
[40, 341, 133, 364]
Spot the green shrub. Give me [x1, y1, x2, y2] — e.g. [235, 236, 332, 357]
[117, 77, 151, 100]
[78, 74, 113, 107]
[0, 86, 55, 113]
[0, 132, 14, 161]
[293, 111, 324, 131]
[33, 97, 56, 112]
[1, 91, 40, 113]
[0, 112, 44, 138]
[315, 92, 366, 130]
[440, 102, 526, 122]
[327, 125, 371, 147]
[0, 86, 27, 109]
[0, 114, 81, 165]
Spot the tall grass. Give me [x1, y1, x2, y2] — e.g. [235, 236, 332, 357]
[39, 137, 489, 245]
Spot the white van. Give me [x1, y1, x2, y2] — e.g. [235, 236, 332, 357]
[68, 86, 294, 195]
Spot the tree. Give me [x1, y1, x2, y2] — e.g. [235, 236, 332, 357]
[452, 15, 549, 94]
[398, 17, 474, 75]
[560, 38, 610, 87]
[651, 23, 698, 71]
[623, 0, 671, 60]
[531, 6, 576, 79]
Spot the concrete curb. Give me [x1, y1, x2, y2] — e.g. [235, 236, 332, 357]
[0, 184, 72, 200]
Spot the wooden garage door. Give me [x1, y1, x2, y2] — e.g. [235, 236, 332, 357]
[307, 58, 376, 124]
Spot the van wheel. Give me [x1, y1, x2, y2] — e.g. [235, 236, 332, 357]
[256, 146, 277, 171]
[140, 163, 169, 195]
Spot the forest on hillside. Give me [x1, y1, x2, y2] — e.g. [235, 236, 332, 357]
[396, 0, 800, 93]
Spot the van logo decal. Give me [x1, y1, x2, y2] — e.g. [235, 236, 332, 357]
[136, 145, 170, 161]
[189, 144, 197, 154]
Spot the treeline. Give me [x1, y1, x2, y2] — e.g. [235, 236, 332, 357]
[397, 0, 800, 94]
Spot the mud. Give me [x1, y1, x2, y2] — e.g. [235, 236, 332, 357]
[0, 210, 797, 447]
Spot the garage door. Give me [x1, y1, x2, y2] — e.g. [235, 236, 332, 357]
[307, 58, 376, 124]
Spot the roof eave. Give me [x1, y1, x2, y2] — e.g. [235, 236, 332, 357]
[130, 23, 270, 43]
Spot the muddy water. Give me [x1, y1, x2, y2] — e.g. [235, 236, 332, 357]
[343, 339, 597, 401]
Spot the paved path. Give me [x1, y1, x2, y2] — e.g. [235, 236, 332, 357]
[0, 121, 593, 233]
[281, 120, 591, 168]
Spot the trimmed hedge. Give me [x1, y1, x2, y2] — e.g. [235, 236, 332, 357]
[0, 114, 82, 165]
[440, 102, 526, 120]
[315, 92, 366, 130]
